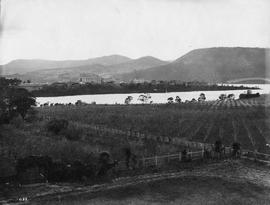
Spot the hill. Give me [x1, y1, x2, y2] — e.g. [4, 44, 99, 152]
[0, 55, 131, 75]
[19, 64, 109, 83]
[2, 56, 168, 83]
[107, 56, 168, 74]
[2, 47, 268, 83]
[120, 47, 269, 83]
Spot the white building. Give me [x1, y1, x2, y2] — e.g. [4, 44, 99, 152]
[79, 73, 102, 84]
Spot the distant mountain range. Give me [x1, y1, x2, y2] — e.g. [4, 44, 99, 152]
[119, 47, 269, 83]
[0, 55, 168, 83]
[1, 47, 269, 83]
[0, 55, 131, 75]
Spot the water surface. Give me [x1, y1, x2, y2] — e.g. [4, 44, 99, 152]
[36, 84, 270, 105]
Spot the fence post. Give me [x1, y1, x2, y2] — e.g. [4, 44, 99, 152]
[179, 152, 182, 161]
[254, 150, 258, 161]
[155, 155, 158, 166]
[137, 132, 140, 139]
[201, 149, 204, 158]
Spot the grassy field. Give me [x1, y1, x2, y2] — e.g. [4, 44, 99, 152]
[20, 160, 270, 205]
[38, 177, 269, 205]
[1, 96, 270, 204]
[1, 95, 270, 178]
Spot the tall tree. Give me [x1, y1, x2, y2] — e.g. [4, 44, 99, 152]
[124, 96, 133, 105]
[138, 94, 151, 104]
[0, 77, 36, 123]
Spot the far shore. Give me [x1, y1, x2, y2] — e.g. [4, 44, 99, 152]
[32, 84, 259, 97]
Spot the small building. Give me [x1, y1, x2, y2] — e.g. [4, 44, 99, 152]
[19, 83, 44, 91]
[131, 78, 146, 84]
[79, 73, 102, 84]
[101, 76, 116, 84]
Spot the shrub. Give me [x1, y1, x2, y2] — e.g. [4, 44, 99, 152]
[46, 119, 69, 134]
[10, 115, 24, 128]
[25, 108, 39, 123]
[63, 124, 82, 141]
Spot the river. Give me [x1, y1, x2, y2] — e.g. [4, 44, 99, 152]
[36, 84, 270, 106]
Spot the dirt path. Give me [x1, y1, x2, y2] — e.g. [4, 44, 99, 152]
[2, 160, 270, 204]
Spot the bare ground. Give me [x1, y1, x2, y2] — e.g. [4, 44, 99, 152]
[1, 159, 270, 205]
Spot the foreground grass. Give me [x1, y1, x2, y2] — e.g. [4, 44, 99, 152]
[45, 177, 269, 205]
[25, 160, 270, 205]
[0, 116, 181, 178]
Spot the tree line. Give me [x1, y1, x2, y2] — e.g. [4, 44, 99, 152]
[31, 81, 253, 97]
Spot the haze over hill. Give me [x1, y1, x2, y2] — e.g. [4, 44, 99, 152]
[119, 47, 269, 83]
[106, 56, 168, 74]
[1, 47, 269, 83]
[2, 56, 168, 83]
[17, 64, 109, 83]
[0, 55, 131, 75]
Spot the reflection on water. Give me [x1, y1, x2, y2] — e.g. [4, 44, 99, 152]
[36, 84, 270, 105]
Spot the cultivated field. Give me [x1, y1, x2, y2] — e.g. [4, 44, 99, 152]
[38, 95, 270, 153]
[1, 95, 270, 179]
[0, 96, 270, 176]
[1, 95, 270, 203]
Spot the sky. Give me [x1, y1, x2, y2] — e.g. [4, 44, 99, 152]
[0, 0, 269, 64]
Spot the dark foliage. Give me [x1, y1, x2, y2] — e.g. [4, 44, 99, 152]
[0, 77, 36, 123]
[24, 108, 39, 123]
[239, 92, 260, 99]
[15, 155, 96, 183]
[63, 125, 82, 141]
[16, 155, 53, 184]
[31, 81, 256, 97]
[97, 152, 118, 177]
[214, 140, 223, 153]
[123, 147, 132, 169]
[232, 142, 241, 157]
[46, 119, 69, 134]
[7, 87, 36, 119]
[48, 160, 95, 182]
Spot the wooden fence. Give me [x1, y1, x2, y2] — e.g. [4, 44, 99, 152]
[41, 121, 270, 166]
[141, 150, 204, 167]
[241, 149, 270, 163]
[88, 124, 270, 165]
[2, 119, 269, 176]
[89, 124, 212, 150]
[115, 148, 270, 171]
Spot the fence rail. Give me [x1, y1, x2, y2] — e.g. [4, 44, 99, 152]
[114, 148, 270, 171]
[87, 124, 270, 165]
[1, 121, 270, 177]
[88, 123, 212, 150]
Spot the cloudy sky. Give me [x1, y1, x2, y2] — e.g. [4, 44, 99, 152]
[0, 0, 269, 64]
